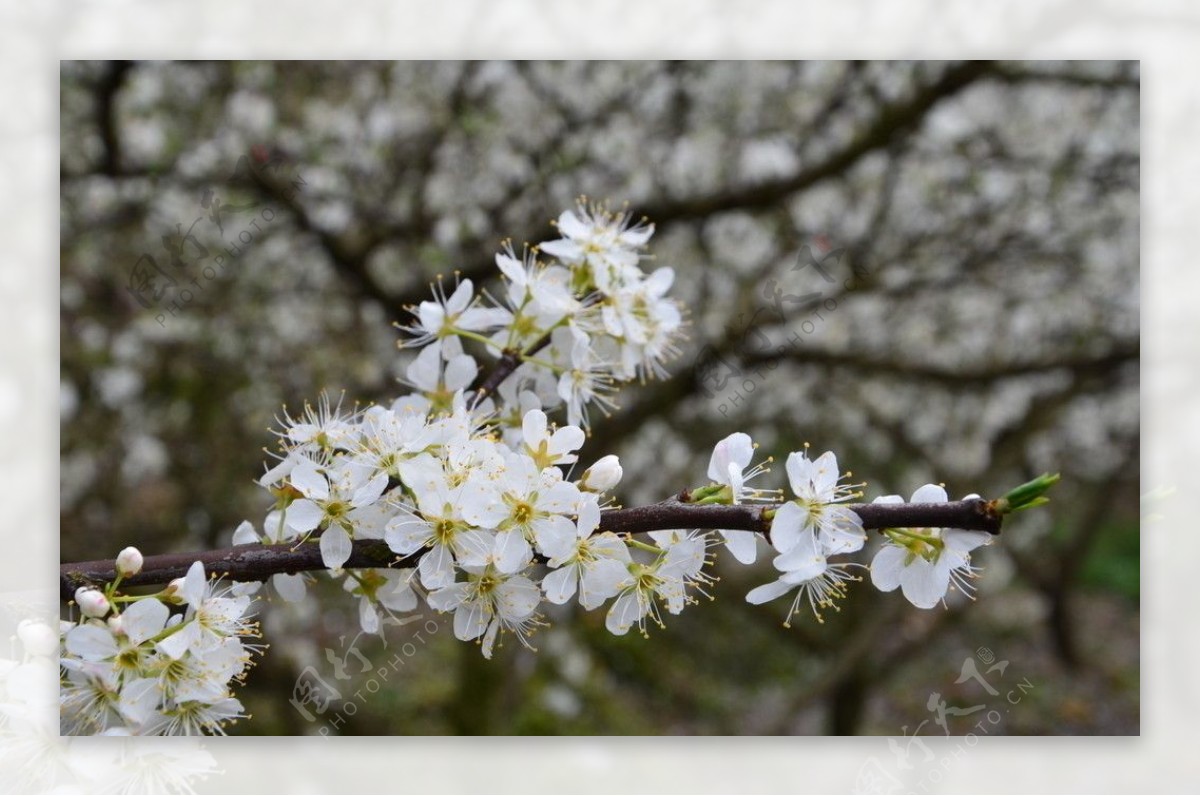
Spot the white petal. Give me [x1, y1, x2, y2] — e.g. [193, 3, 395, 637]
[522, 409, 548, 447]
[379, 577, 418, 612]
[542, 565, 578, 605]
[869, 545, 908, 593]
[454, 600, 489, 641]
[458, 307, 512, 332]
[643, 265, 673, 292]
[117, 677, 162, 726]
[359, 598, 380, 635]
[426, 582, 467, 612]
[810, 451, 840, 495]
[230, 581, 262, 598]
[605, 591, 646, 636]
[532, 515, 576, 557]
[900, 561, 951, 609]
[538, 238, 582, 262]
[496, 252, 525, 284]
[455, 529, 497, 567]
[443, 354, 478, 391]
[590, 533, 633, 563]
[493, 529, 533, 574]
[419, 544, 456, 589]
[943, 529, 992, 556]
[460, 484, 507, 528]
[407, 344, 442, 393]
[446, 280, 474, 316]
[661, 537, 706, 580]
[291, 460, 330, 501]
[272, 573, 307, 603]
[601, 304, 624, 337]
[182, 561, 207, 607]
[351, 472, 388, 508]
[774, 531, 826, 581]
[319, 526, 353, 571]
[769, 501, 806, 554]
[121, 598, 169, 646]
[579, 559, 633, 610]
[538, 481, 582, 514]
[910, 483, 949, 504]
[720, 530, 758, 565]
[155, 622, 199, 660]
[576, 498, 601, 537]
[657, 577, 687, 614]
[285, 499, 324, 533]
[418, 301, 445, 334]
[549, 425, 585, 458]
[785, 451, 811, 496]
[65, 624, 118, 660]
[746, 578, 795, 605]
[555, 209, 589, 239]
[496, 576, 541, 620]
[480, 620, 500, 659]
[231, 520, 258, 545]
[707, 432, 753, 484]
[819, 507, 867, 555]
[385, 516, 429, 555]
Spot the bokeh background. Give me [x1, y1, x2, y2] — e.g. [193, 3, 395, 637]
[59, 60, 1139, 736]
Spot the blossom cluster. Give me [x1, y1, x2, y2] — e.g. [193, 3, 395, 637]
[398, 202, 683, 428]
[60, 201, 1015, 736]
[60, 557, 259, 736]
[208, 203, 704, 656]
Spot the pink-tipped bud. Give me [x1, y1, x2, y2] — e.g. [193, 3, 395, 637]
[75, 588, 111, 619]
[116, 546, 144, 577]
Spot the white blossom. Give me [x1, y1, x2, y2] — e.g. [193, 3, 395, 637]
[869, 485, 992, 609]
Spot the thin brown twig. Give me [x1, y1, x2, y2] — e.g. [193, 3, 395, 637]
[59, 497, 1001, 600]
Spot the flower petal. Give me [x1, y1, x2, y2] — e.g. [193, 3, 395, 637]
[707, 432, 753, 484]
[579, 559, 632, 609]
[719, 530, 758, 565]
[542, 565, 578, 605]
[746, 578, 795, 605]
[900, 560, 951, 609]
[910, 483, 949, 504]
[285, 499, 324, 533]
[232, 520, 258, 546]
[496, 576, 541, 620]
[121, 598, 169, 646]
[869, 544, 908, 593]
[272, 573, 307, 603]
[65, 624, 118, 661]
[291, 460, 329, 502]
[319, 525, 353, 571]
[769, 501, 806, 554]
[453, 601, 490, 642]
[493, 529, 533, 574]
[605, 590, 646, 636]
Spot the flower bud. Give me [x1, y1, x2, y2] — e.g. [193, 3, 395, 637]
[164, 577, 186, 604]
[107, 614, 125, 636]
[116, 546, 144, 577]
[17, 619, 58, 658]
[75, 588, 111, 619]
[580, 455, 622, 492]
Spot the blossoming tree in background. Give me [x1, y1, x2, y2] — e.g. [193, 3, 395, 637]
[59, 203, 1057, 735]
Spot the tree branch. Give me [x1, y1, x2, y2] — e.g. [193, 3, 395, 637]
[59, 497, 1001, 600]
[466, 332, 552, 411]
[636, 60, 995, 223]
